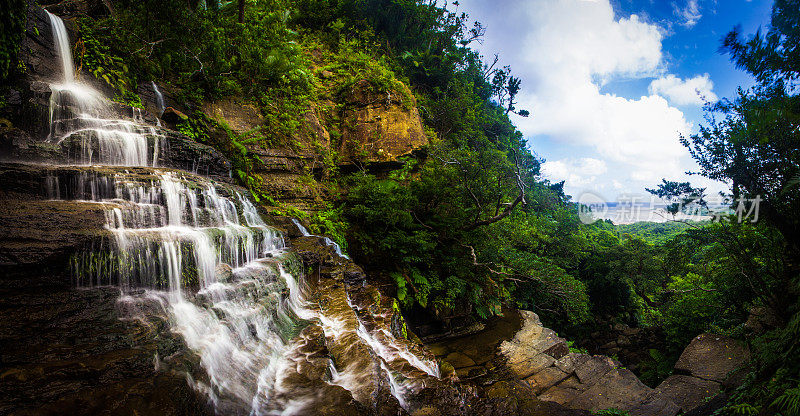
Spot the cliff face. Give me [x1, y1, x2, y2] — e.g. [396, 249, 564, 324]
[186, 44, 430, 210]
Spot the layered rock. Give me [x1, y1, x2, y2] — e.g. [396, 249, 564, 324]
[0, 163, 213, 415]
[495, 311, 680, 416]
[654, 333, 749, 413]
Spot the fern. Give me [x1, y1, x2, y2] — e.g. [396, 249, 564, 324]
[772, 387, 800, 416]
[724, 403, 760, 415]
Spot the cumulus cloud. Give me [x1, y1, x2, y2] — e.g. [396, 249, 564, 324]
[458, 0, 700, 196]
[452, 0, 727, 198]
[648, 74, 717, 106]
[542, 158, 608, 187]
[673, 0, 703, 28]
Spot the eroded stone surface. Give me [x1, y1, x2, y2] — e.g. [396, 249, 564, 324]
[498, 311, 680, 416]
[655, 375, 721, 413]
[673, 333, 750, 383]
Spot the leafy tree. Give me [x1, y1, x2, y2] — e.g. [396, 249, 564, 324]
[645, 180, 706, 218]
[654, 1, 800, 409]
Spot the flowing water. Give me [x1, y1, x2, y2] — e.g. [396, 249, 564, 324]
[45, 10, 161, 166]
[151, 81, 166, 116]
[38, 11, 441, 415]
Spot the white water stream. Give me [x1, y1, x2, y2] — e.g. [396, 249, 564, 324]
[43, 11, 440, 415]
[45, 11, 161, 166]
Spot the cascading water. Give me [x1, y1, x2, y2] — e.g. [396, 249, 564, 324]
[291, 218, 350, 259]
[46, 167, 439, 413]
[45, 11, 161, 166]
[151, 81, 166, 116]
[39, 11, 441, 415]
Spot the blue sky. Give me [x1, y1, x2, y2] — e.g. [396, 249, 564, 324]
[456, 0, 773, 202]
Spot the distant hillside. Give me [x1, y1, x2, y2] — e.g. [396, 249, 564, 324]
[616, 221, 705, 244]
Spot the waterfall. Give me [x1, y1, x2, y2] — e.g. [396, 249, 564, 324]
[151, 81, 165, 116]
[38, 10, 440, 415]
[57, 168, 298, 412]
[50, 167, 438, 413]
[45, 12, 161, 166]
[291, 218, 350, 259]
[46, 10, 75, 82]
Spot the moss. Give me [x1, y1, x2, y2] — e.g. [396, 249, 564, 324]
[280, 251, 304, 278]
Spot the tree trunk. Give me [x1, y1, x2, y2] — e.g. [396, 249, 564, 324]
[238, 0, 245, 23]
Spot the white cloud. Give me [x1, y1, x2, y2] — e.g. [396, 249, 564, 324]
[459, 0, 722, 198]
[673, 0, 702, 28]
[542, 158, 608, 187]
[648, 73, 717, 106]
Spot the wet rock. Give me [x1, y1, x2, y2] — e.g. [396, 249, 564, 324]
[215, 263, 233, 282]
[0, 284, 209, 416]
[445, 352, 476, 368]
[456, 366, 487, 379]
[673, 333, 749, 383]
[161, 107, 188, 124]
[158, 129, 232, 178]
[0, 197, 109, 267]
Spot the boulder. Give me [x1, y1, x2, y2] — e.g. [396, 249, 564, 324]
[338, 80, 428, 164]
[574, 355, 618, 385]
[673, 333, 749, 383]
[505, 352, 557, 379]
[215, 263, 233, 283]
[569, 368, 680, 416]
[655, 375, 721, 413]
[161, 107, 188, 124]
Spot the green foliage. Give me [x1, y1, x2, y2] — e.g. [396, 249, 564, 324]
[593, 409, 631, 416]
[307, 35, 412, 107]
[772, 387, 800, 416]
[638, 349, 673, 388]
[0, 0, 26, 81]
[307, 206, 348, 251]
[567, 340, 588, 354]
[77, 18, 138, 103]
[653, 1, 800, 410]
[722, 403, 761, 415]
[342, 150, 592, 324]
[80, 0, 311, 101]
[616, 221, 697, 244]
[645, 180, 706, 217]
